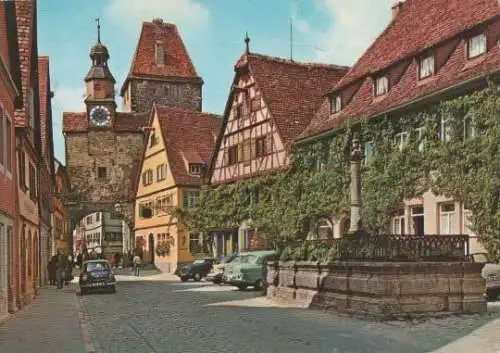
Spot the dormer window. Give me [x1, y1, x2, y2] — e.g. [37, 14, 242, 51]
[468, 33, 486, 59]
[330, 95, 341, 114]
[155, 41, 165, 66]
[149, 130, 158, 147]
[189, 163, 202, 176]
[374, 76, 389, 96]
[419, 55, 435, 79]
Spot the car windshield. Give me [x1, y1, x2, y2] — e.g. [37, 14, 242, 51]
[85, 262, 110, 272]
[219, 256, 233, 264]
[234, 255, 259, 264]
[193, 259, 207, 264]
[472, 253, 489, 263]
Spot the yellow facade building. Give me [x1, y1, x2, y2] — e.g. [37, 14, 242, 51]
[134, 104, 221, 273]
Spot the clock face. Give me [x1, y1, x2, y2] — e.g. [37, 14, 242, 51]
[90, 105, 111, 127]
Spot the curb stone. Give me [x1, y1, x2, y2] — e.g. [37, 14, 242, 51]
[74, 287, 97, 353]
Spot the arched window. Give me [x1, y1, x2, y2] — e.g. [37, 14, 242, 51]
[315, 217, 334, 240]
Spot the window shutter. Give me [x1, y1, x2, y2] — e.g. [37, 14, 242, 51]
[243, 139, 251, 161]
[237, 144, 244, 162]
[265, 135, 273, 154]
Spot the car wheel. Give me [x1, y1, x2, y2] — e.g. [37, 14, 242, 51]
[194, 273, 202, 282]
[254, 279, 263, 290]
[237, 284, 247, 291]
[180, 276, 189, 282]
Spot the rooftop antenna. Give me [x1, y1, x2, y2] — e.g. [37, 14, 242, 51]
[289, 17, 293, 61]
[95, 17, 101, 43]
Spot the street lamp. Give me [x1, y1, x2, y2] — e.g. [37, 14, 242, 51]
[348, 132, 363, 234]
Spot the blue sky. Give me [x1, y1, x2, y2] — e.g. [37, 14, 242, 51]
[37, 0, 395, 163]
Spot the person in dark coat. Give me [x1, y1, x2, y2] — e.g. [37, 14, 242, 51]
[47, 256, 57, 286]
[55, 250, 68, 289]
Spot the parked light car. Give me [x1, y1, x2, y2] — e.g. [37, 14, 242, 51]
[79, 259, 116, 294]
[223, 250, 276, 291]
[175, 258, 214, 282]
[469, 252, 500, 301]
[206, 254, 237, 284]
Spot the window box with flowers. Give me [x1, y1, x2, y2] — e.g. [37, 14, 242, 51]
[156, 242, 171, 257]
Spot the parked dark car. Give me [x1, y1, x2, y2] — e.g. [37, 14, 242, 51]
[176, 258, 214, 282]
[469, 252, 500, 300]
[79, 259, 116, 294]
[206, 254, 237, 284]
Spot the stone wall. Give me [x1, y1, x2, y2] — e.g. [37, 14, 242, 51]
[65, 130, 144, 232]
[130, 79, 202, 113]
[266, 261, 486, 317]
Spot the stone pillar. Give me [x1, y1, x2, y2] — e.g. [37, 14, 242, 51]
[348, 132, 363, 234]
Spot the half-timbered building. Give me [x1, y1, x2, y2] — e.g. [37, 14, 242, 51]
[208, 38, 349, 256]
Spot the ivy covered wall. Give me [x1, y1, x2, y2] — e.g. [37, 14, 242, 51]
[177, 85, 500, 261]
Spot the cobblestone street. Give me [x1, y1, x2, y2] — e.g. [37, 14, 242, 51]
[77, 280, 500, 353]
[1, 279, 500, 353]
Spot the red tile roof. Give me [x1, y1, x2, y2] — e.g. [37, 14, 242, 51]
[299, 0, 500, 140]
[120, 19, 202, 96]
[13, 0, 35, 127]
[63, 112, 149, 133]
[155, 105, 221, 185]
[38, 56, 49, 156]
[242, 53, 349, 144]
[0, 2, 11, 73]
[333, 0, 500, 91]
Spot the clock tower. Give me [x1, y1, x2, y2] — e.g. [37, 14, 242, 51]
[84, 19, 116, 128]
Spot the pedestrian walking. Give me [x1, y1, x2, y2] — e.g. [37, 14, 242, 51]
[133, 254, 141, 277]
[55, 250, 68, 289]
[47, 256, 57, 286]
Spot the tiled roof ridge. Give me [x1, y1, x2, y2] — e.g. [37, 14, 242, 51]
[332, 0, 500, 92]
[155, 104, 220, 118]
[248, 52, 350, 70]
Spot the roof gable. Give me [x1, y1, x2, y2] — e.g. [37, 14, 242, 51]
[156, 105, 221, 185]
[333, 0, 500, 91]
[134, 107, 173, 197]
[245, 53, 349, 144]
[120, 19, 201, 95]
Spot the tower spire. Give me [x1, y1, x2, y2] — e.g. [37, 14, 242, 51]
[244, 32, 250, 54]
[96, 17, 101, 43]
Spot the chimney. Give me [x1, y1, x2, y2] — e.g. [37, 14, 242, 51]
[391, 1, 404, 20]
[152, 18, 164, 25]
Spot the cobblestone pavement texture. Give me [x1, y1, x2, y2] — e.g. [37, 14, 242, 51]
[0, 285, 86, 353]
[78, 280, 500, 353]
[1, 279, 500, 353]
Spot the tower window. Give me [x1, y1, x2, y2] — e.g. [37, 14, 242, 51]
[155, 42, 165, 66]
[97, 167, 107, 179]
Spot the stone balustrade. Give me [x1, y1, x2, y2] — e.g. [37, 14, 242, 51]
[266, 261, 486, 317]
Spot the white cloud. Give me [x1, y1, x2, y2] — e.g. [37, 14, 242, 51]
[295, 0, 395, 65]
[104, 0, 210, 35]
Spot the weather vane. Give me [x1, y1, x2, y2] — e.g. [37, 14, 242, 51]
[95, 17, 101, 43]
